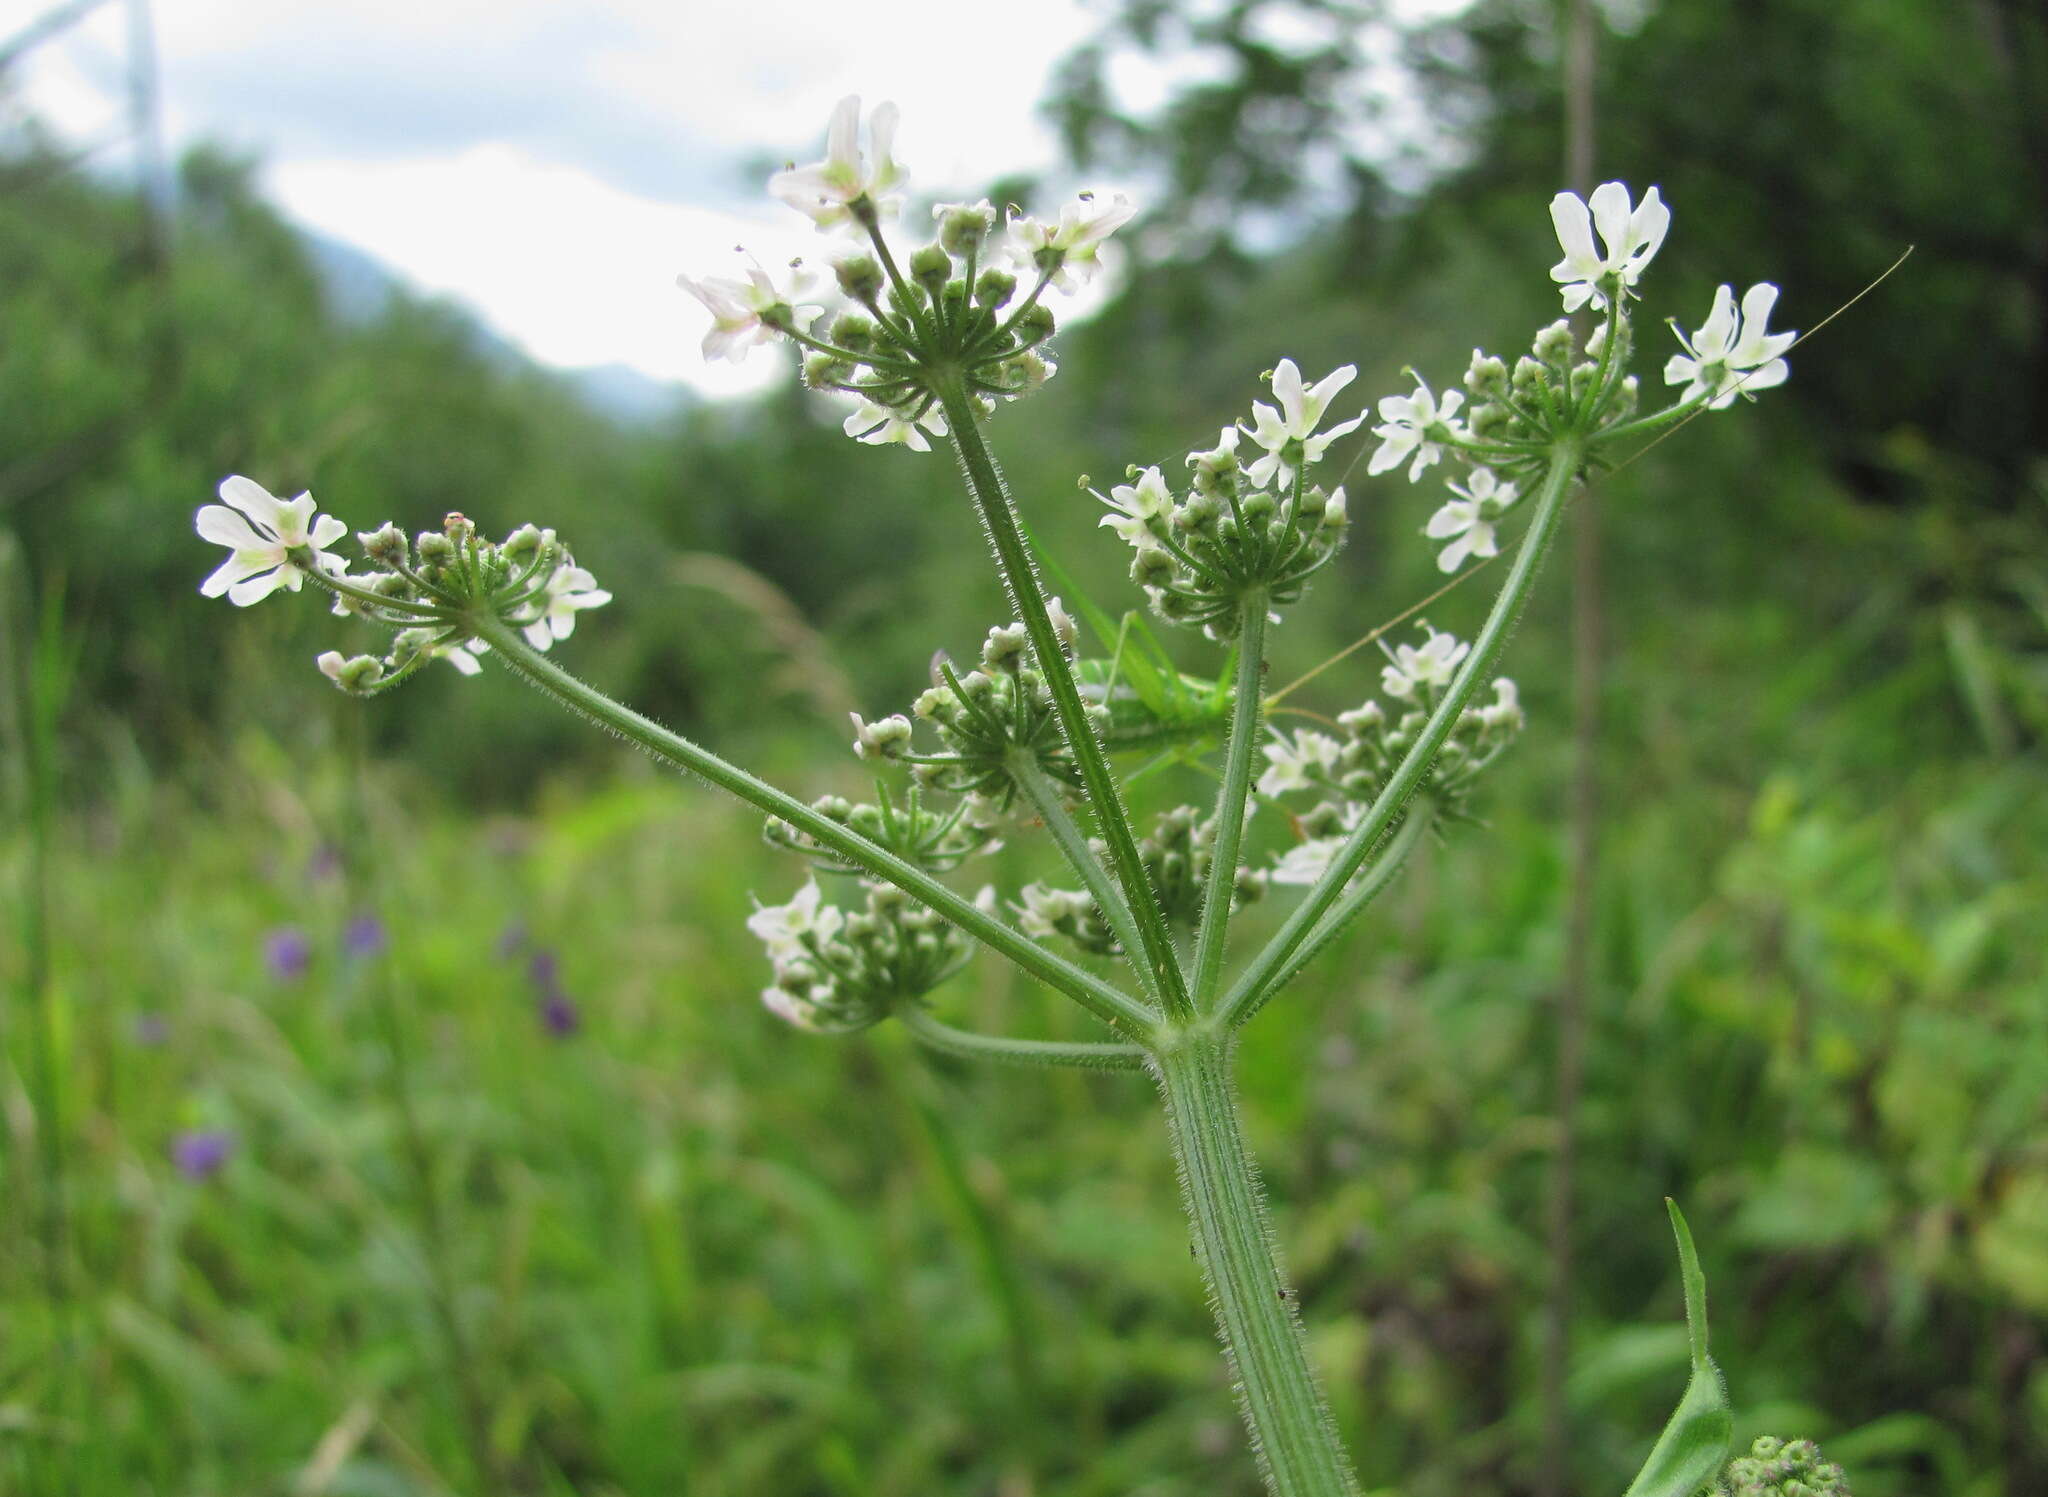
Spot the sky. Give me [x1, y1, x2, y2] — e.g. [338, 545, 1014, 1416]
[0, 0, 1113, 395]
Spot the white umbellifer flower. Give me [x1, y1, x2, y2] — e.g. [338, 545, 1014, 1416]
[1016, 883, 1091, 939]
[1256, 729, 1343, 797]
[1243, 360, 1365, 490]
[1006, 192, 1138, 293]
[1665, 283, 1796, 410]
[1381, 624, 1471, 700]
[843, 399, 948, 452]
[1099, 466, 1174, 549]
[521, 565, 612, 649]
[1271, 835, 1346, 887]
[746, 881, 844, 961]
[196, 476, 347, 606]
[1423, 468, 1520, 574]
[1549, 181, 1670, 313]
[768, 95, 905, 235]
[1367, 378, 1467, 482]
[1477, 677, 1523, 730]
[676, 263, 820, 363]
[761, 983, 832, 1032]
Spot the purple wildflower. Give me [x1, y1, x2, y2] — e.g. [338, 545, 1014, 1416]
[133, 1013, 170, 1047]
[264, 926, 312, 982]
[343, 914, 387, 960]
[306, 845, 342, 883]
[172, 1129, 235, 1181]
[540, 992, 582, 1037]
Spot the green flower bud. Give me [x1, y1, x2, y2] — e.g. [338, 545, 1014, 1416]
[908, 242, 952, 294]
[937, 201, 995, 256]
[835, 254, 884, 302]
[831, 311, 877, 352]
[974, 267, 1018, 307]
[358, 523, 408, 566]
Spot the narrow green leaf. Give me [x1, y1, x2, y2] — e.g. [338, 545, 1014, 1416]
[1621, 1200, 1735, 1497]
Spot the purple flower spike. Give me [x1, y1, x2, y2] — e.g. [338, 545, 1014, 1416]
[172, 1129, 235, 1181]
[528, 949, 559, 990]
[540, 992, 581, 1037]
[343, 914, 387, 960]
[264, 926, 312, 982]
[133, 1013, 170, 1047]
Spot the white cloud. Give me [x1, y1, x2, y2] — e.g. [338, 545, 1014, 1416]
[2, 0, 1105, 393]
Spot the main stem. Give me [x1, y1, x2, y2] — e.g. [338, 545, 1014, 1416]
[1157, 1030, 1360, 1497]
[934, 379, 1194, 1019]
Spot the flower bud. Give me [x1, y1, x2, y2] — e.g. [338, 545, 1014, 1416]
[1532, 319, 1574, 368]
[804, 352, 854, 389]
[1176, 490, 1222, 536]
[981, 623, 1030, 673]
[830, 312, 877, 352]
[1131, 549, 1176, 588]
[318, 651, 385, 693]
[1469, 401, 1510, 438]
[834, 254, 884, 302]
[850, 711, 914, 761]
[1511, 356, 1550, 395]
[1464, 350, 1508, 399]
[1012, 301, 1056, 341]
[974, 267, 1018, 308]
[936, 200, 995, 256]
[358, 523, 408, 566]
[415, 531, 456, 566]
[908, 242, 952, 295]
[1045, 596, 1080, 656]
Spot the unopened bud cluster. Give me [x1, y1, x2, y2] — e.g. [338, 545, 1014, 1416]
[1018, 804, 1265, 959]
[1715, 1437, 1851, 1497]
[194, 476, 607, 692]
[846, 602, 1094, 810]
[764, 784, 999, 875]
[748, 878, 991, 1033]
[679, 94, 1137, 453]
[1259, 623, 1524, 880]
[1098, 360, 1357, 640]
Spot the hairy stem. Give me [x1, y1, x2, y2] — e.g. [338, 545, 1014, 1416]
[1223, 441, 1582, 1019]
[470, 616, 1155, 1037]
[1191, 599, 1268, 1009]
[935, 380, 1195, 1019]
[1156, 1030, 1359, 1496]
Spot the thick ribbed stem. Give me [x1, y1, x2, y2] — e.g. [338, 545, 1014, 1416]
[1156, 1030, 1359, 1496]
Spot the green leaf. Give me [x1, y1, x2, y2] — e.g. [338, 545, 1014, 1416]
[1621, 1201, 1735, 1497]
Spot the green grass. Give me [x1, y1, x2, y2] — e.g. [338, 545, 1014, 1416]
[4, 680, 2042, 1494]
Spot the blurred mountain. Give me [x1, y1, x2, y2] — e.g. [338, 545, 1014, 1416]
[297, 227, 688, 426]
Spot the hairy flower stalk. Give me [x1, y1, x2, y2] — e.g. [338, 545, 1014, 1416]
[199, 96, 1811, 1492]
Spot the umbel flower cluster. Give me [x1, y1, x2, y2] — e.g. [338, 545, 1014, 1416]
[1019, 802, 1266, 958]
[1714, 1436, 1852, 1497]
[1258, 621, 1525, 883]
[196, 476, 608, 692]
[747, 879, 989, 1033]
[678, 94, 1133, 451]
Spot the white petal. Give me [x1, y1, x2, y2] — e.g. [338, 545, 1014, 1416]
[218, 475, 288, 533]
[195, 504, 266, 550]
[1548, 192, 1597, 270]
[226, 568, 288, 607]
[1587, 181, 1633, 262]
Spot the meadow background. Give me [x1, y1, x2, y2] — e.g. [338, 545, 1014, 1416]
[4, 1, 2046, 1493]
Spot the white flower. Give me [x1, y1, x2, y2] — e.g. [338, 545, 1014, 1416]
[1381, 624, 1470, 700]
[1367, 377, 1467, 482]
[1256, 729, 1343, 797]
[1006, 192, 1138, 293]
[1476, 677, 1523, 731]
[676, 262, 821, 363]
[1098, 466, 1174, 549]
[843, 399, 949, 452]
[1016, 883, 1091, 939]
[520, 565, 612, 649]
[1243, 360, 1365, 490]
[1271, 835, 1346, 887]
[1549, 181, 1670, 313]
[747, 881, 844, 962]
[1665, 283, 1795, 410]
[196, 476, 347, 606]
[1423, 468, 1520, 574]
[768, 95, 905, 236]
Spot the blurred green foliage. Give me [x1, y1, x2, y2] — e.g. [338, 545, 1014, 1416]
[4, 0, 2047, 1491]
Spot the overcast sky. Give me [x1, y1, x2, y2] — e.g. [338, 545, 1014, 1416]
[1, 0, 1116, 394]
